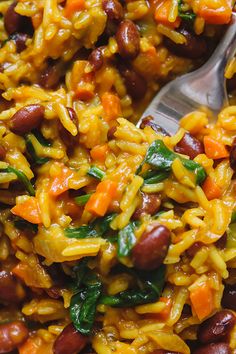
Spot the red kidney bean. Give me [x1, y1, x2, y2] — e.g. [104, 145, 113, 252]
[102, 0, 124, 22]
[118, 63, 147, 100]
[53, 323, 88, 354]
[222, 284, 236, 311]
[88, 47, 104, 71]
[4, 2, 33, 36]
[0, 145, 6, 160]
[174, 133, 204, 159]
[193, 342, 231, 354]
[186, 242, 204, 257]
[46, 287, 62, 299]
[132, 224, 170, 270]
[39, 62, 65, 89]
[197, 310, 236, 344]
[215, 232, 227, 249]
[133, 192, 161, 220]
[229, 139, 236, 172]
[10, 104, 45, 135]
[164, 27, 207, 59]
[116, 20, 140, 59]
[58, 107, 78, 147]
[140, 116, 170, 136]
[0, 321, 28, 353]
[0, 270, 25, 303]
[11, 33, 28, 53]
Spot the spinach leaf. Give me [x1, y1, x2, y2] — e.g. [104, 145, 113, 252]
[117, 221, 139, 257]
[74, 194, 92, 206]
[25, 135, 49, 165]
[87, 166, 105, 180]
[143, 140, 206, 184]
[65, 213, 116, 239]
[231, 210, 236, 223]
[1, 166, 35, 196]
[178, 0, 196, 22]
[32, 130, 51, 147]
[99, 265, 166, 307]
[70, 270, 102, 335]
[143, 171, 169, 185]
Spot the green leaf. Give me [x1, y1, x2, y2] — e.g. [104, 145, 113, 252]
[99, 265, 166, 307]
[231, 211, 236, 223]
[143, 140, 206, 185]
[178, 0, 196, 22]
[87, 166, 105, 180]
[117, 221, 139, 257]
[1, 166, 35, 196]
[65, 213, 117, 239]
[143, 171, 169, 185]
[70, 271, 102, 335]
[74, 194, 92, 206]
[25, 135, 49, 165]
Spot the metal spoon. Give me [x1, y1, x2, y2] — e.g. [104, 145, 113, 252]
[137, 13, 236, 135]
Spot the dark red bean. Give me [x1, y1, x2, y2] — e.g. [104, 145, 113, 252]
[132, 224, 170, 270]
[88, 47, 104, 71]
[140, 116, 170, 136]
[4, 2, 33, 36]
[186, 242, 204, 257]
[193, 342, 231, 354]
[229, 139, 236, 172]
[53, 323, 88, 354]
[11, 33, 28, 53]
[197, 310, 236, 344]
[0, 321, 28, 353]
[0, 145, 6, 160]
[222, 284, 236, 311]
[164, 27, 207, 59]
[46, 287, 62, 299]
[174, 133, 204, 159]
[10, 104, 45, 135]
[107, 125, 117, 140]
[102, 0, 124, 22]
[133, 192, 161, 220]
[39, 63, 64, 89]
[215, 232, 227, 249]
[116, 20, 140, 59]
[58, 107, 78, 147]
[0, 270, 25, 303]
[118, 63, 147, 100]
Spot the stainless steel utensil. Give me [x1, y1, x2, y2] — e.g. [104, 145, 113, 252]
[137, 13, 236, 135]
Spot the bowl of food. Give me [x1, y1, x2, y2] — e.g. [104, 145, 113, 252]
[0, 0, 235, 353]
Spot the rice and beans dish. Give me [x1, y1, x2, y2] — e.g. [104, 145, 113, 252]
[0, 0, 236, 353]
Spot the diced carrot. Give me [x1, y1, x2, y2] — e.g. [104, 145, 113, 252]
[154, 0, 181, 28]
[64, 0, 85, 18]
[101, 92, 122, 122]
[190, 281, 214, 320]
[19, 336, 53, 354]
[202, 176, 222, 200]
[90, 144, 109, 162]
[96, 179, 118, 198]
[197, 0, 232, 24]
[49, 168, 74, 197]
[158, 297, 172, 320]
[85, 192, 111, 216]
[203, 136, 229, 159]
[12, 261, 52, 288]
[11, 197, 41, 224]
[18, 338, 39, 354]
[31, 12, 43, 29]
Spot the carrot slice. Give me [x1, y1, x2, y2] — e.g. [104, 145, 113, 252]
[154, 0, 181, 28]
[85, 192, 111, 216]
[96, 179, 118, 198]
[203, 136, 229, 159]
[101, 92, 122, 122]
[49, 168, 74, 197]
[64, 0, 85, 18]
[90, 144, 109, 162]
[190, 281, 214, 320]
[202, 176, 222, 200]
[197, 0, 232, 24]
[11, 197, 41, 224]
